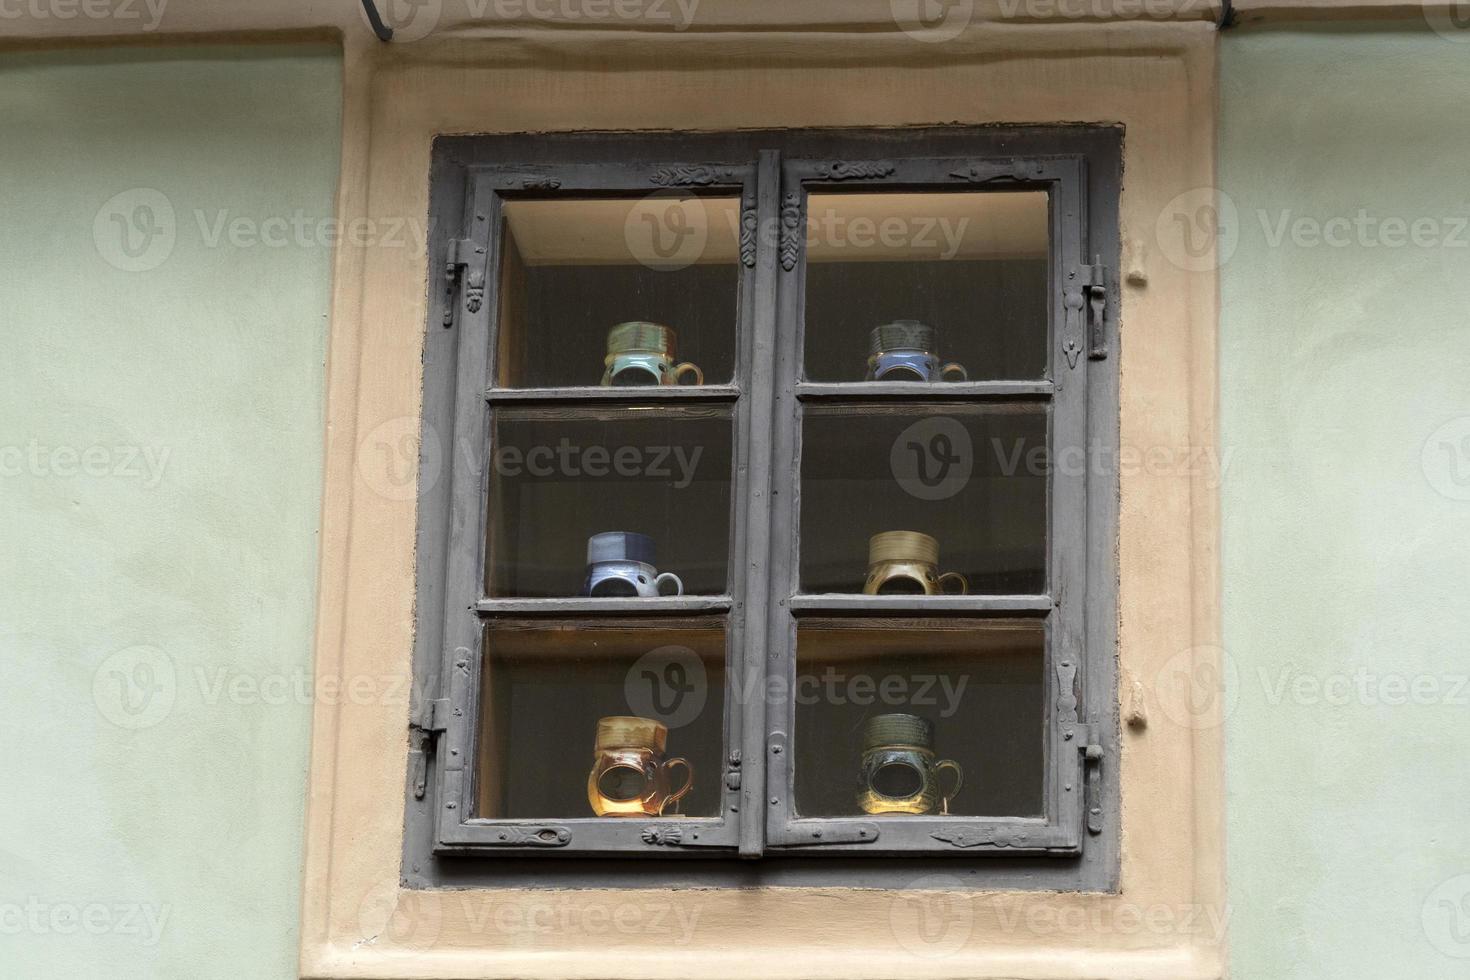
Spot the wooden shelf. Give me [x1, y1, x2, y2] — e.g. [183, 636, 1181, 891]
[475, 595, 733, 617]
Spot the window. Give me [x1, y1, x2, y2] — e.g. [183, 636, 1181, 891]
[407, 128, 1119, 887]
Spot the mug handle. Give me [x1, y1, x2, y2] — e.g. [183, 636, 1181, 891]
[940, 362, 969, 383]
[937, 571, 969, 596]
[671, 362, 704, 386]
[654, 572, 684, 597]
[658, 757, 695, 815]
[935, 759, 964, 815]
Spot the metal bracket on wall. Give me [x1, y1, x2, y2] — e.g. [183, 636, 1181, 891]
[361, 0, 394, 41]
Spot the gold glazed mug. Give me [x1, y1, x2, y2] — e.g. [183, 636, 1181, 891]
[586, 716, 695, 817]
[857, 713, 964, 816]
[600, 322, 704, 387]
[862, 531, 969, 596]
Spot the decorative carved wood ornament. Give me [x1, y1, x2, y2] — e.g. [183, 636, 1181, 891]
[812, 161, 896, 181]
[651, 166, 739, 186]
[779, 191, 803, 272]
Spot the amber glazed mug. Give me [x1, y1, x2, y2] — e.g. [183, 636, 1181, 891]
[587, 716, 695, 817]
[857, 713, 964, 816]
[601, 322, 704, 387]
[862, 531, 969, 596]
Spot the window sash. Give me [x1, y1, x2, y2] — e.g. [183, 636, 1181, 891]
[415, 131, 1117, 872]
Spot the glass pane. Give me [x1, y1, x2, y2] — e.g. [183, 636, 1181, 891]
[478, 621, 726, 820]
[486, 406, 731, 597]
[802, 191, 1048, 382]
[793, 620, 1044, 819]
[496, 197, 740, 388]
[799, 404, 1046, 594]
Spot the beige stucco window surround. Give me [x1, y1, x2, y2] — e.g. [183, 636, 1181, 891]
[300, 5, 1225, 978]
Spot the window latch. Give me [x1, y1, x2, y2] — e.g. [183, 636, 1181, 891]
[1068, 723, 1105, 836]
[409, 697, 451, 799]
[1086, 259, 1109, 361]
[1065, 261, 1110, 367]
[444, 238, 488, 327]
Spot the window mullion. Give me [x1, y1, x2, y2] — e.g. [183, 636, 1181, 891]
[732, 149, 783, 858]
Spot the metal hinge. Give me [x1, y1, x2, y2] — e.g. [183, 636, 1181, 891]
[781, 822, 881, 846]
[1065, 722, 1106, 836]
[443, 238, 488, 327]
[408, 697, 451, 799]
[414, 697, 451, 735]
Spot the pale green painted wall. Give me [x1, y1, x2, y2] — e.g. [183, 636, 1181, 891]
[0, 46, 340, 978]
[1220, 27, 1470, 980]
[6, 26, 1470, 980]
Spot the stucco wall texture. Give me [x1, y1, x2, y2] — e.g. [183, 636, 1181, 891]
[0, 46, 341, 978]
[1219, 26, 1470, 980]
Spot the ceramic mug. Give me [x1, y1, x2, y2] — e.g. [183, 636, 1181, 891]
[866, 320, 967, 383]
[857, 713, 964, 816]
[862, 531, 969, 596]
[581, 532, 684, 598]
[587, 716, 695, 817]
[601, 322, 704, 387]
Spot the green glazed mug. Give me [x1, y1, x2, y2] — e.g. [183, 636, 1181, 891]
[856, 713, 964, 816]
[601, 322, 704, 387]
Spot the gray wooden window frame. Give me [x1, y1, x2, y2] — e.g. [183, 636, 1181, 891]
[404, 128, 1121, 891]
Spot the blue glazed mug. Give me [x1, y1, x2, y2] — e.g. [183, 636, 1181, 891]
[580, 532, 685, 598]
[601, 322, 704, 387]
[866, 320, 968, 383]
